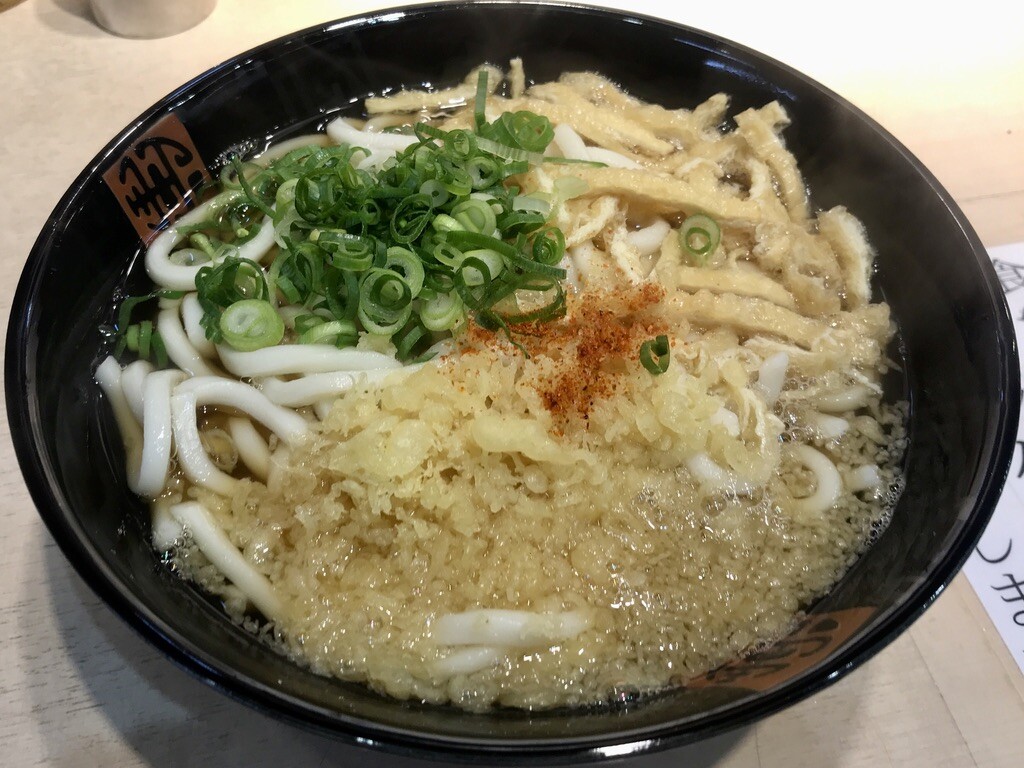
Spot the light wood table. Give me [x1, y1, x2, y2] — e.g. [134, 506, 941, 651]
[2, 1, 1022, 766]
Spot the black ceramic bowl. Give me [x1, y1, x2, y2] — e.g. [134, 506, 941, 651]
[6, 1, 1019, 762]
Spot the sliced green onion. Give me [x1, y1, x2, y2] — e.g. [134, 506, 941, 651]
[169, 247, 212, 268]
[297, 318, 358, 346]
[512, 194, 552, 216]
[431, 213, 466, 234]
[420, 291, 464, 331]
[315, 230, 375, 271]
[432, 241, 465, 269]
[189, 233, 220, 260]
[195, 257, 271, 341]
[475, 137, 544, 166]
[394, 320, 429, 361]
[460, 249, 504, 286]
[531, 226, 566, 266]
[542, 157, 608, 168]
[389, 193, 433, 244]
[467, 156, 500, 189]
[219, 299, 285, 351]
[275, 177, 299, 209]
[485, 111, 555, 153]
[114, 90, 588, 366]
[451, 198, 497, 235]
[444, 129, 477, 160]
[358, 267, 413, 335]
[324, 268, 360, 320]
[437, 162, 473, 197]
[493, 280, 567, 326]
[473, 68, 489, 133]
[679, 214, 721, 264]
[383, 246, 426, 297]
[640, 335, 671, 375]
[419, 178, 450, 208]
[232, 157, 276, 218]
[552, 176, 589, 202]
[447, 230, 566, 279]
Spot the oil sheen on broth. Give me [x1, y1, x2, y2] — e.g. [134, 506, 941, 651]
[96, 60, 907, 711]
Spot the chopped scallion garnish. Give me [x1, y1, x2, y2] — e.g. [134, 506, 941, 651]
[219, 299, 285, 351]
[679, 214, 721, 265]
[640, 335, 671, 375]
[122, 71, 570, 363]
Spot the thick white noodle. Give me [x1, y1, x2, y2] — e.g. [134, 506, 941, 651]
[175, 377, 310, 444]
[433, 609, 592, 648]
[119, 360, 154, 423]
[227, 417, 271, 483]
[151, 500, 184, 551]
[806, 412, 850, 440]
[265, 443, 291, 495]
[551, 124, 641, 168]
[258, 372, 356, 407]
[180, 293, 216, 357]
[753, 352, 789, 406]
[169, 501, 285, 621]
[558, 251, 583, 292]
[256, 133, 330, 164]
[94, 356, 144, 493]
[585, 147, 640, 169]
[686, 452, 759, 496]
[171, 390, 236, 496]
[258, 366, 422, 407]
[326, 117, 418, 169]
[789, 444, 843, 517]
[145, 193, 276, 290]
[313, 400, 334, 421]
[710, 407, 741, 437]
[433, 646, 505, 677]
[553, 123, 590, 161]
[158, 308, 216, 377]
[217, 344, 402, 378]
[424, 338, 456, 359]
[626, 218, 670, 257]
[136, 369, 186, 498]
[813, 384, 871, 413]
[568, 242, 599, 284]
[846, 463, 883, 493]
[170, 378, 310, 495]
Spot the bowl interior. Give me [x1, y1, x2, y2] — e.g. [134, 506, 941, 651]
[7, 1, 1018, 759]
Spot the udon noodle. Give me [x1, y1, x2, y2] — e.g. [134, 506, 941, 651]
[97, 60, 906, 710]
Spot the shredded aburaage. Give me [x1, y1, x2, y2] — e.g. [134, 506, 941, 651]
[98, 60, 907, 710]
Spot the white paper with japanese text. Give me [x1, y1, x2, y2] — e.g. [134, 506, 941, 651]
[963, 242, 1024, 676]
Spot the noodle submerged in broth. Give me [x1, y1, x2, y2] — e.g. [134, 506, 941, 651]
[97, 60, 907, 710]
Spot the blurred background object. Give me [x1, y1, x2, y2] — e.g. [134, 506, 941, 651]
[89, 0, 215, 37]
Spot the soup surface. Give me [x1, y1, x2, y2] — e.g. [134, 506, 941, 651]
[97, 61, 906, 710]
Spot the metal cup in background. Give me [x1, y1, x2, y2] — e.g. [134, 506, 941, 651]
[89, 0, 217, 39]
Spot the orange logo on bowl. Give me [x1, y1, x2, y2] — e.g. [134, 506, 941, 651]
[103, 113, 210, 242]
[684, 606, 876, 693]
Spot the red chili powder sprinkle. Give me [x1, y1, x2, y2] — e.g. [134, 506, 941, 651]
[465, 283, 668, 430]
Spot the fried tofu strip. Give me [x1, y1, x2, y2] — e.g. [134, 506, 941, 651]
[527, 82, 677, 157]
[549, 165, 763, 224]
[496, 98, 665, 160]
[667, 290, 825, 348]
[656, 235, 797, 309]
[508, 57, 527, 98]
[669, 266, 798, 310]
[557, 72, 730, 145]
[365, 64, 502, 114]
[734, 102, 809, 224]
[561, 196, 621, 248]
[817, 206, 874, 309]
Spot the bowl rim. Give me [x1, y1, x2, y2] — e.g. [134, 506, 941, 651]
[6, 0, 1021, 760]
